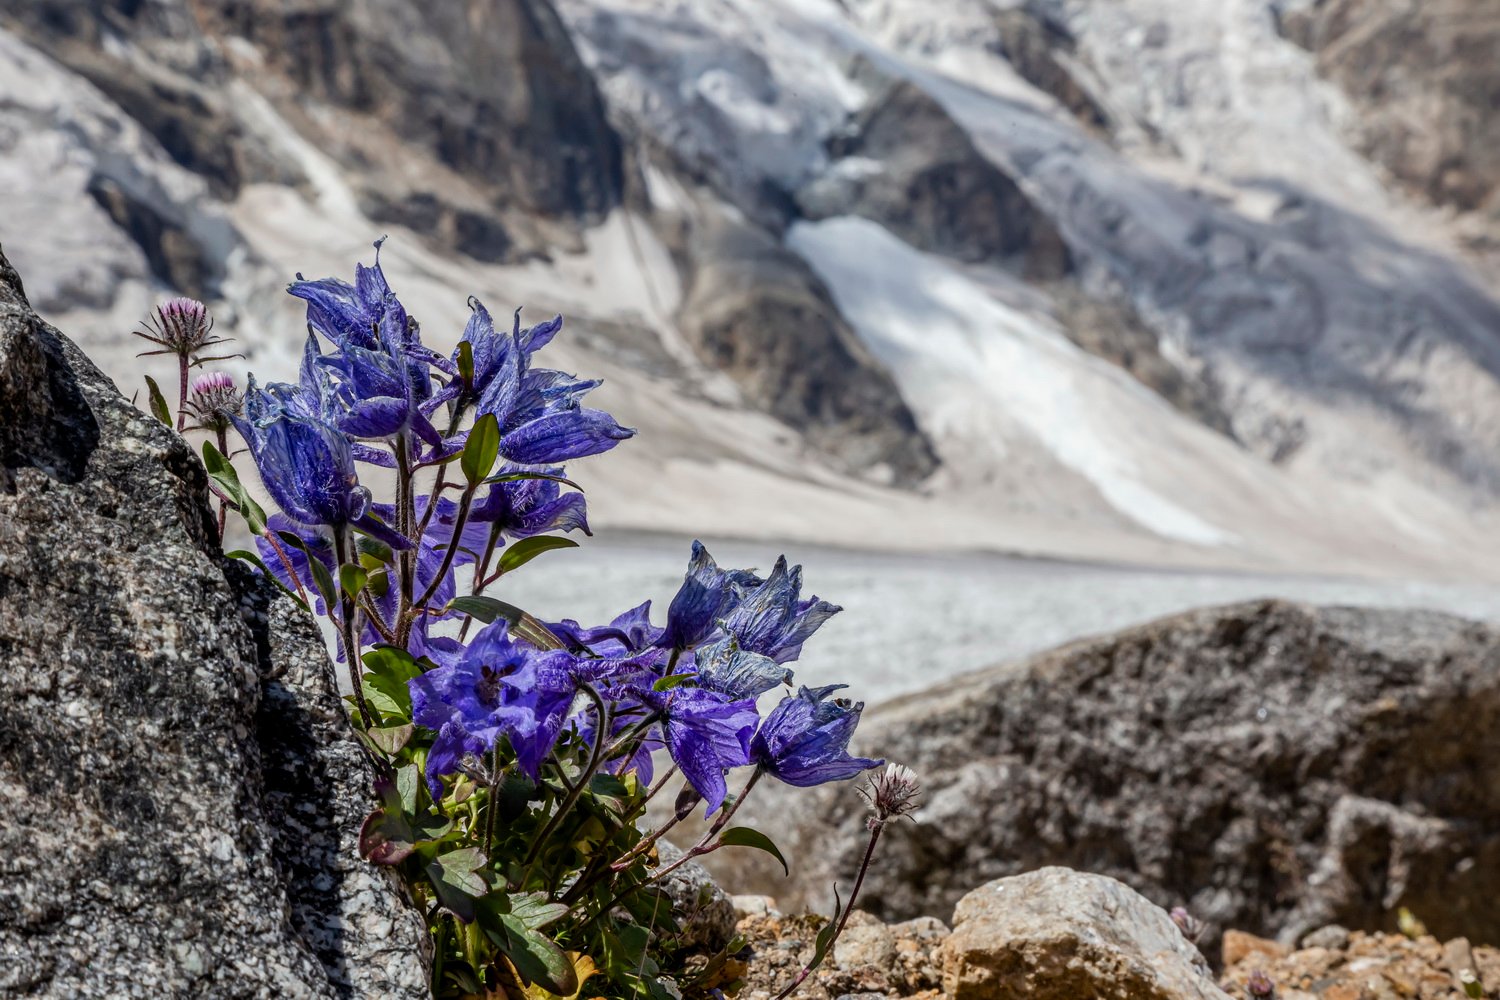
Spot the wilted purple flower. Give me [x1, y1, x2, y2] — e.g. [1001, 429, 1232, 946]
[751, 685, 881, 787]
[693, 636, 791, 699]
[721, 557, 840, 663]
[409, 621, 581, 794]
[469, 465, 589, 540]
[861, 763, 920, 827]
[184, 371, 242, 434]
[657, 541, 762, 652]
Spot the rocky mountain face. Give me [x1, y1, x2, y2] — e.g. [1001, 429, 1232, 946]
[1276, 0, 1500, 217]
[4, 0, 1500, 572]
[723, 600, 1500, 956]
[0, 244, 427, 996]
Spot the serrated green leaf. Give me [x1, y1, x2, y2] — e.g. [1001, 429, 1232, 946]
[716, 827, 789, 876]
[461, 412, 500, 484]
[498, 535, 579, 575]
[143, 375, 172, 426]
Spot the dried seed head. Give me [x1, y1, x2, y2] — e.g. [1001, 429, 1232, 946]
[1170, 906, 1205, 944]
[861, 762, 920, 828]
[1246, 969, 1276, 999]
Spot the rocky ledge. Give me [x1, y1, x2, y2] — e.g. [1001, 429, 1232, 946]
[0, 244, 428, 996]
[734, 868, 1498, 1000]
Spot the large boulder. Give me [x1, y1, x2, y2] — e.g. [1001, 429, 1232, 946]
[739, 600, 1500, 954]
[0, 245, 428, 996]
[939, 868, 1229, 1000]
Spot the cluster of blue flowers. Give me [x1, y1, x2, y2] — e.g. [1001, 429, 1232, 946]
[233, 240, 880, 818]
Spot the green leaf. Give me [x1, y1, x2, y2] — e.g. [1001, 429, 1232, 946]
[497, 535, 579, 576]
[811, 885, 844, 967]
[277, 530, 336, 610]
[461, 412, 500, 484]
[395, 762, 421, 815]
[367, 723, 413, 756]
[340, 563, 368, 601]
[442, 596, 565, 651]
[652, 672, 693, 693]
[506, 892, 570, 931]
[426, 847, 489, 922]
[456, 339, 475, 386]
[495, 915, 579, 995]
[357, 535, 394, 566]
[143, 375, 172, 426]
[203, 441, 269, 535]
[224, 549, 308, 610]
[718, 827, 789, 877]
[362, 647, 422, 719]
[359, 806, 416, 865]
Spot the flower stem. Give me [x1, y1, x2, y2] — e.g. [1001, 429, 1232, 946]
[176, 352, 189, 433]
[333, 529, 372, 728]
[772, 822, 885, 1000]
[411, 483, 474, 611]
[520, 685, 610, 882]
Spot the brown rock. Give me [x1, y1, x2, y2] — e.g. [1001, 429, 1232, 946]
[1224, 930, 1291, 968]
[939, 867, 1230, 1000]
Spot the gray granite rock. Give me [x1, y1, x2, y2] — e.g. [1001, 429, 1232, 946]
[747, 600, 1500, 954]
[0, 244, 427, 998]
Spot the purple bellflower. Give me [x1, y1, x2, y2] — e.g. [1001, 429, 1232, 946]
[233, 379, 406, 549]
[722, 557, 841, 663]
[657, 541, 763, 652]
[464, 303, 635, 465]
[409, 621, 582, 795]
[638, 686, 757, 815]
[751, 685, 881, 787]
[470, 465, 590, 539]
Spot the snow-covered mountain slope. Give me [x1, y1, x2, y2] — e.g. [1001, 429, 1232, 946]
[2, 0, 1499, 579]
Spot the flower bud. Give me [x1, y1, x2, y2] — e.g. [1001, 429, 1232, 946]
[1170, 906, 1205, 943]
[1246, 969, 1275, 999]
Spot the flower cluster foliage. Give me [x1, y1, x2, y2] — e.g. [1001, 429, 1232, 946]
[161, 241, 885, 1000]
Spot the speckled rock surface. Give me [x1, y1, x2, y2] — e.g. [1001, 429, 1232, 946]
[939, 868, 1230, 1000]
[0, 244, 427, 998]
[753, 600, 1500, 954]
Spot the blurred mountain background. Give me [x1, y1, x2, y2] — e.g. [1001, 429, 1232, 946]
[4, 0, 1500, 672]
